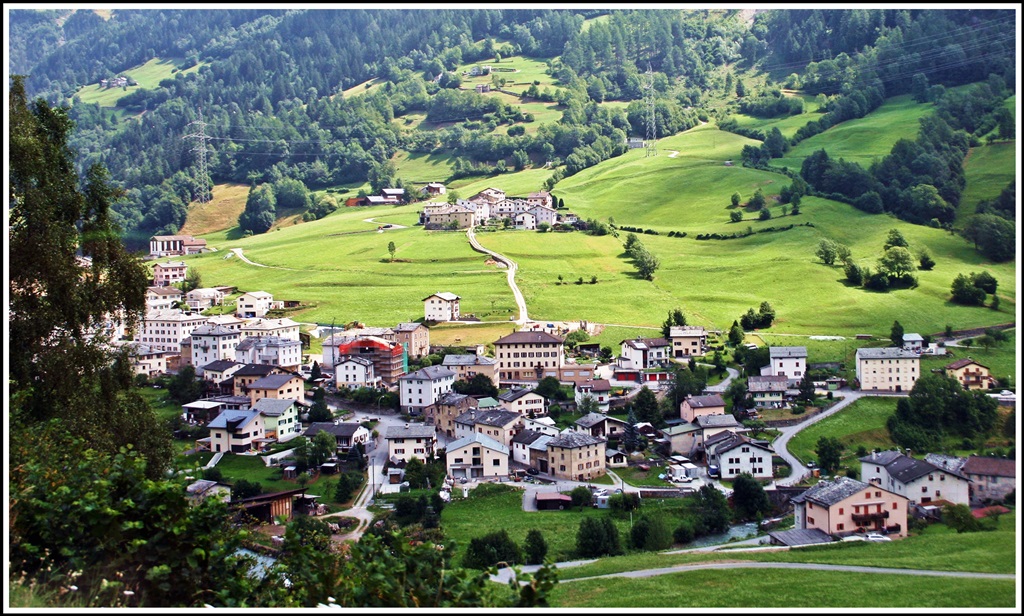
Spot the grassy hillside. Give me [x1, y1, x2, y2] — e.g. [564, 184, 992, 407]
[76, 57, 202, 107]
[957, 138, 1016, 225]
[178, 183, 250, 236]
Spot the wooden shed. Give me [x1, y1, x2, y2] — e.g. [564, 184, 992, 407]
[535, 492, 573, 511]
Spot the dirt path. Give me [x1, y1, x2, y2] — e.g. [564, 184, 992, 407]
[466, 227, 528, 324]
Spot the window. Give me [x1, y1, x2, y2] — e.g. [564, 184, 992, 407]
[837, 523, 845, 531]
[807, 517, 815, 524]
[838, 508, 844, 515]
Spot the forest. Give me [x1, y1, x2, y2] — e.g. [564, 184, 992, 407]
[8, 8, 1016, 251]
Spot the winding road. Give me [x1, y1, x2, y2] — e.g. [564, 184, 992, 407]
[466, 227, 529, 324]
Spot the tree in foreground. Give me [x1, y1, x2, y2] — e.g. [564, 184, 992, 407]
[731, 473, 771, 521]
[523, 529, 549, 565]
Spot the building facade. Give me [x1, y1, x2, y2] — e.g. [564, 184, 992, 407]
[493, 331, 565, 383]
[855, 347, 920, 392]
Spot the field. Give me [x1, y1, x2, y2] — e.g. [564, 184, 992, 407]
[75, 57, 203, 107]
[920, 329, 1018, 386]
[957, 138, 1017, 224]
[786, 397, 899, 466]
[178, 183, 251, 236]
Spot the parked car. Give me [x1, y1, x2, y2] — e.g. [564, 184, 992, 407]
[865, 533, 891, 542]
[526, 467, 540, 475]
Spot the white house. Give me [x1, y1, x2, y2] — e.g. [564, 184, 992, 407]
[233, 335, 302, 372]
[423, 292, 461, 322]
[304, 422, 371, 453]
[511, 430, 551, 466]
[859, 450, 970, 507]
[620, 337, 672, 370]
[498, 388, 546, 416]
[240, 317, 301, 341]
[765, 346, 807, 382]
[190, 325, 242, 374]
[146, 286, 184, 311]
[705, 431, 774, 480]
[185, 288, 225, 311]
[446, 432, 510, 480]
[528, 204, 558, 227]
[514, 212, 537, 230]
[902, 333, 925, 354]
[335, 356, 380, 390]
[398, 365, 456, 414]
[669, 326, 707, 358]
[385, 425, 437, 464]
[252, 397, 301, 442]
[140, 309, 209, 353]
[236, 291, 279, 319]
[574, 379, 613, 413]
[207, 409, 266, 454]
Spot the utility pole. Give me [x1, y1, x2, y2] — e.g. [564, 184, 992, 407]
[184, 108, 212, 203]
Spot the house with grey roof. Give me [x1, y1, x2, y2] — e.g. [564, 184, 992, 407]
[498, 387, 546, 416]
[792, 476, 908, 538]
[901, 333, 924, 354]
[246, 373, 304, 406]
[859, 449, 970, 506]
[385, 425, 437, 464]
[747, 375, 791, 408]
[304, 421, 371, 453]
[423, 292, 461, 322]
[680, 393, 726, 422]
[398, 365, 456, 414]
[454, 408, 522, 447]
[511, 429, 548, 466]
[204, 409, 269, 454]
[619, 336, 671, 369]
[855, 347, 920, 392]
[961, 456, 1016, 506]
[546, 431, 607, 481]
[705, 431, 774, 480]
[446, 432, 510, 480]
[252, 397, 301, 441]
[574, 412, 629, 440]
[763, 346, 807, 382]
[443, 353, 499, 387]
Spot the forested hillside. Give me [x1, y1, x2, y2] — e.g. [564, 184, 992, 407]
[9, 8, 1016, 251]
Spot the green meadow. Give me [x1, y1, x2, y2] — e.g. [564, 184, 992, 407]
[957, 138, 1016, 224]
[75, 57, 203, 107]
[786, 397, 899, 466]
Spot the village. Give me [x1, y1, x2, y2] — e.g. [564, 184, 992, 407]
[103, 232, 1018, 557]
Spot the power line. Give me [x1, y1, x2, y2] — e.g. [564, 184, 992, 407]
[183, 108, 212, 203]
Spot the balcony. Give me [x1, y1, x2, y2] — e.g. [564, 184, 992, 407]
[851, 510, 889, 525]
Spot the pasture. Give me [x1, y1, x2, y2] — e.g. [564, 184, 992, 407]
[179, 183, 250, 236]
[957, 138, 1016, 224]
[76, 57, 203, 107]
[785, 397, 899, 466]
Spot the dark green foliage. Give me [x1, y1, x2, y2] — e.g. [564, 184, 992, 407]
[535, 376, 568, 401]
[691, 485, 731, 535]
[631, 386, 660, 425]
[887, 374, 999, 450]
[575, 517, 622, 558]
[462, 530, 522, 570]
[308, 387, 332, 422]
[971, 271, 998, 295]
[239, 183, 277, 235]
[168, 364, 204, 404]
[672, 520, 695, 544]
[310, 361, 322, 381]
[797, 371, 816, 406]
[630, 513, 673, 551]
[523, 529, 548, 565]
[815, 436, 844, 475]
[890, 320, 904, 347]
[864, 270, 890, 292]
[739, 301, 775, 330]
[570, 486, 593, 508]
[334, 471, 363, 503]
[942, 504, 990, 533]
[622, 408, 640, 452]
[883, 228, 909, 251]
[452, 373, 499, 398]
[918, 249, 936, 271]
[608, 492, 641, 513]
[844, 261, 864, 285]
[731, 474, 771, 521]
[758, 207, 771, 221]
[202, 466, 224, 482]
[231, 478, 264, 500]
[730, 210, 743, 223]
[661, 307, 687, 338]
[951, 273, 987, 306]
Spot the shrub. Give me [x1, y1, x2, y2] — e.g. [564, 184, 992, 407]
[463, 530, 522, 569]
[608, 492, 641, 513]
[570, 486, 593, 508]
[673, 520, 696, 544]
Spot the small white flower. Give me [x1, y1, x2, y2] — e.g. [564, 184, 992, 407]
[68, 586, 78, 591]
[123, 590, 135, 596]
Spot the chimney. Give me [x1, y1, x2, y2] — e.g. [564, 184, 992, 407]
[906, 449, 912, 459]
[871, 450, 877, 460]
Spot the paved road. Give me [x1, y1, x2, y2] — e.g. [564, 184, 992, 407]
[703, 366, 740, 394]
[467, 227, 528, 324]
[228, 248, 297, 270]
[362, 218, 408, 229]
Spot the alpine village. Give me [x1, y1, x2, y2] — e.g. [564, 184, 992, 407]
[6, 5, 1021, 611]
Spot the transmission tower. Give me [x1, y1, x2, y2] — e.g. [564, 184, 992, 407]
[644, 66, 657, 157]
[184, 108, 212, 203]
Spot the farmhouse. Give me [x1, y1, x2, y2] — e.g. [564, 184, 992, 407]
[153, 261, 187, 287]
[236, 291, 281, 319]
[944, 358, 997, 390]
[422, 182, 446, 196]
[385, 425, 437, 464]
[446, 432, 509, 480]
[149, 234, 207, 257]
[680, 394, 726, 423]
[574, 379, 613, 413]
[792, 476, 908, 539]
[747, 375, 791, 408]
[493, 330, 565, 383]
[398, 365, 456, 415]
[514, 212, 537, 230]
[859, 450, 970, 506]
[855, 347, 920, 392]
[546, 431, 606, 481]
[961, 456, 1016, 506]
[423, 292, 461, 322]
[669, 326, 707, 358]
[705, 431, 774, 480]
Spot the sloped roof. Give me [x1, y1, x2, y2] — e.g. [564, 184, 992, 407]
[455, 409, 521, 428]
[208, 409, 261, 431]
[622, 337, 671, 350]
[858, 450, 905, 466]
[444, 354, 497, 367]
[494, 331, 564, 345]
[252, 397, 297, 417]
[248, 373, 300, 390]
[695, 414, 739, 429]
[436, 391, 471, 406]
[684, 394, 725, 408]
[748, 375, 789, 392]
[576, 379, 612, 392]
[447, 432, 509, 455]
[856, 347, 919, 360]
[769, 346, 807, 359]
[512, 430, 547, 446]
[400, 365, 456, 381]
[424, 292, 460, 301]
[769, 528, 833, 547]
[548, 431, 603, 449]
[385, 425, 437, 440]
[792, 476, 871, 507]
[233, 364, 280, 377]
[962, 456, 1016, 478]
[945, 358, 989, 371]
[304, 422, 364, 438]
[575, 412, 628, 429]
[499, 388, 538, 402]
[202, 359, 242, 373]
[394, 322, 425, 332]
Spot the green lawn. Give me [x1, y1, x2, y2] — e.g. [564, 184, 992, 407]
[136, 385, 183, 424]
[920, 329, 1017, 387]
[957, 138, 1017, 225]
[786, 397, 899, 466]
[613, 465, 674, 487]
[549, 568, 1014, 608]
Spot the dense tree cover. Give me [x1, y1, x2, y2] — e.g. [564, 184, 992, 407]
[815, 436, 845, 474]
[950, 272, 996, 306]
[576, 517, 623, 558]
[462, 530, 522, 570]
[661, 306, 687, 338]
[523, 529, 549, 565]
[452, 373, 500, 398]
[887, 373, 999, 451]
[961, 213, 1016, 263]
[731, 474, 772, 521]
[9, 76, 172, 475]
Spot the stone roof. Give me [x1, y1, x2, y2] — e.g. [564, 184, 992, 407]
[576, 379, 612, 392]
[512, 429, 547, 446]
[548, 431, 603, 449]
[498, 388, 537, 402]
[684, 394, 725, 408]
[454, 409, 521, 428]
[528, 434, 554, 451]
[304, 422, 363, 438]
[385, 425, 437, 440]
[436, 391, 471, 406]
[622, 337, 671, 350]
[252, 398, 296, 417]
[769, 528, 833, 547]
[747, 375, 790, 392]
[858, 450, 904, 467]
[575, 412, 628, 429]
[769, 346, 807, 359]
[200, 359, 241, 373]
[669, 325, 706, 337]
[924, 453, 967, 474]
[945, 358, 988, 371]
[494, 331, 564, 345]
[248, 373, 300, 390]
[394, 322, 425, 332]
[792, 476, 870, 507]
[903, 333, 924, 341]
[443, 354, 497, 367]
[711, 432, 773, 455]
[447, 432, 509, 455]
[856, 347, 919, 360]
[233, 364, 280, 377]
[399, 365, 457, 381]
[962, 456, 1016, 478]
[695, 414, 740, 429]
[661, 423, 701, 436]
